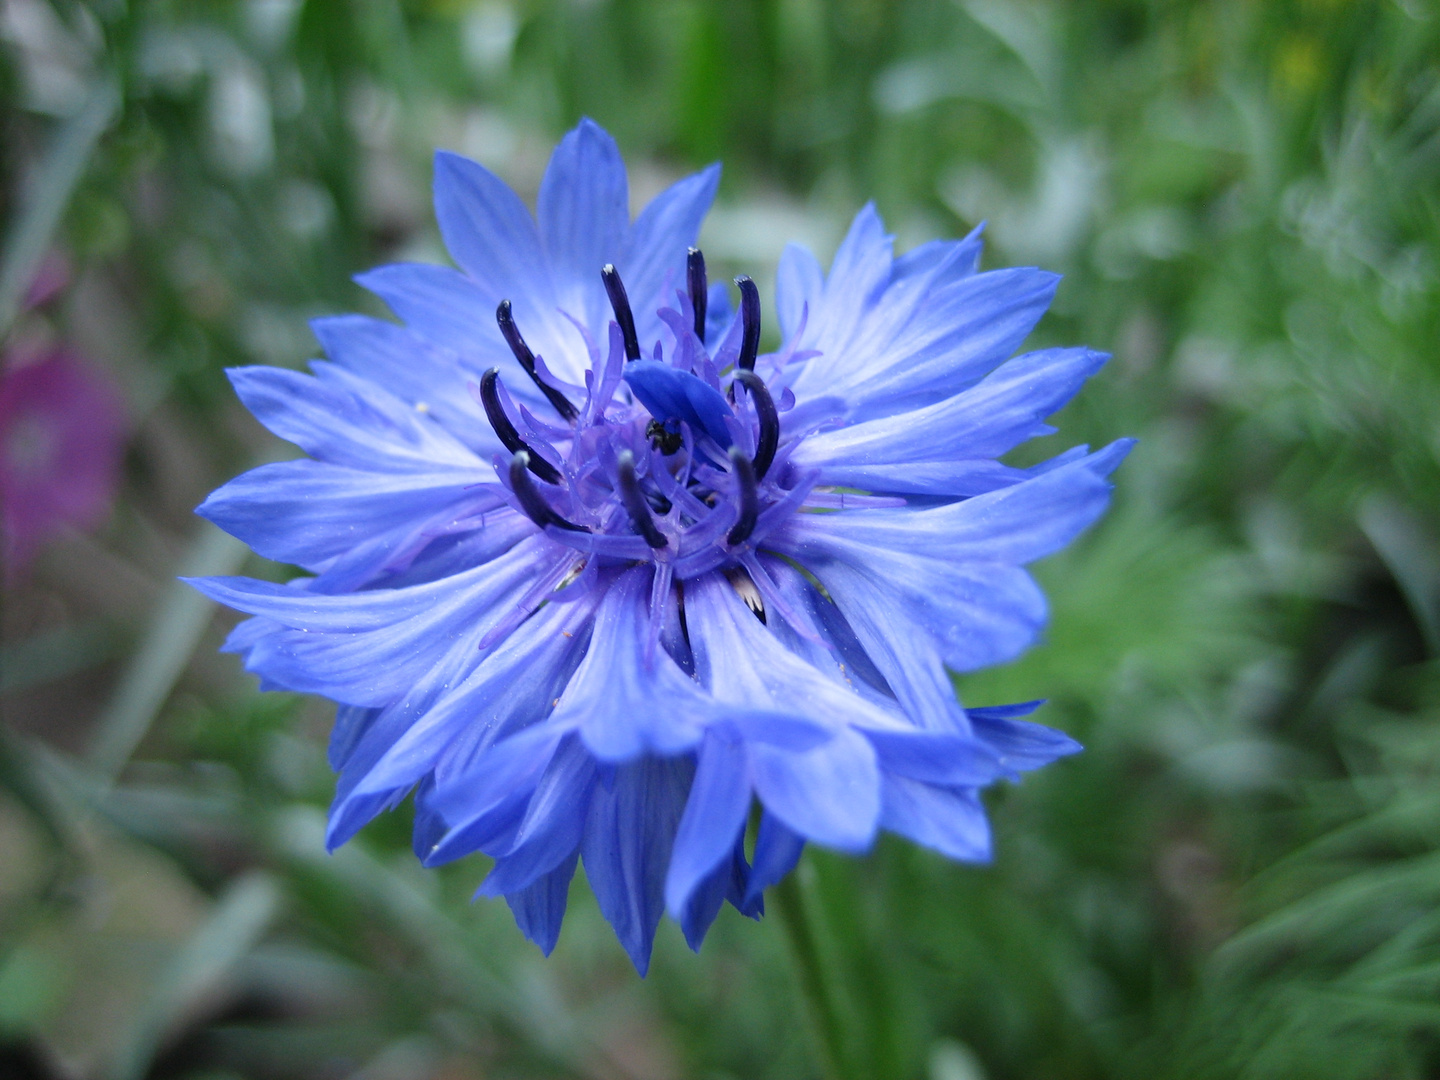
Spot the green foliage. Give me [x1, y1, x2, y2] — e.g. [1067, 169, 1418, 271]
[2, 0, 1438, 1077]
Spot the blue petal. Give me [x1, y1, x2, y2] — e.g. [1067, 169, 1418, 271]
[310, 315, 493, 452]
[792, 348, 1110, 486]
[748, 727, 880, 852]
[788, 564, 969, 733]
[187, 538, 555, 706]
[771, 447, 1131, 670]
[771, 544, 1047, 675]
[744, 811, 805, 909]
[506, 850, 579, 957]
[678, 835, 755, 951]
[665, 732, 751, 919]
[620, 163, 721, 350]
[775, 241, 824, 345]
[228, 362, 491, 470]
[356, 260, 584, 387]
[863, 729, 1007, 786]
[623, 360, 735, 448]
[539, 119, 629, 339]
[331, 704, 381, 771]
[582, 755, 693, 974]
[561, 567, 709, 762]
[197, 458, 492, 573]
[410, 777, 449, 860]
[684, 574, 899, 736]
[704, 281, 733, 346]
[781, 203, 1062, 414]
[890, 223, 984, 287]
[968, 704, 1083, 771]
[352, 597, 596, 798]
[479, 736, 597, 895]
[879, 777, 991, 862]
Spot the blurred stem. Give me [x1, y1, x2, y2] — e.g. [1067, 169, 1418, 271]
[0, 76, 119, 340]
[87, 523, 250, 781]
[772, 866, 849, 1080]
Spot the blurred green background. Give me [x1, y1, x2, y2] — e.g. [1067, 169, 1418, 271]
[2, 0, 1439, 1077]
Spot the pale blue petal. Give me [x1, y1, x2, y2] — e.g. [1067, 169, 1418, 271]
[749, 727, 881, 852]
[539, 119, 629, 338]
[792, 348, 1109, 482]
[879, 777, 992, 862]
[188, 538, 557, 706]
[356, 261, 584, 386]
[353, 598, 596, 797]
[197, 459, 492, 571]
[562, 567, 709, 762]
[620, 163, 721, 349]
[310, 315, 489, 449]
[775, 241, 823, 344]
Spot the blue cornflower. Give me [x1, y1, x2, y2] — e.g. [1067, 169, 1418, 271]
[189, 119, 1132, 973]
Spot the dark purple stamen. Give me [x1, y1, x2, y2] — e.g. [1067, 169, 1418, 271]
[687, 248, 707, 342]
[731, 369, 779, 480]
[735, 275, 760, 372]
[616, 450, 668, 549]
[601, 264, 641, 362]
[479, 368, 562, 485]
[496, 300, 578, 423]
[509, 452, 586, 532]
[727, 447, 759, 546]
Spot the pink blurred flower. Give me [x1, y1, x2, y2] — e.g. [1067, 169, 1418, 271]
[1, 348, 127, 579]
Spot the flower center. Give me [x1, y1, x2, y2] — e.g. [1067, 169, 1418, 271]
[476, 251, 807, 579]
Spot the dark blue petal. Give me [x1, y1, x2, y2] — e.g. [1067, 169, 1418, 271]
[968, 705, 1083, 772]
[678, 835, 755, 951]
[623, 360, 734, 448]
[331, 704, 381, 771]
[582, 756, 693, 975]
[506, 850, 579, 957]
[744, 811, 805, 909]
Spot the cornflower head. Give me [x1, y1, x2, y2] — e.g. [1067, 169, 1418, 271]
[189, 120, 1132, 973]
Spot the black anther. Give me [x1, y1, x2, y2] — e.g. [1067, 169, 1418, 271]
[735, 276, 760, 372]
[687, 248, 708, 342]
[496, 300, 578, 422]
[510, 452, 587, 532]
[479, 369, 563, 485]
[726, 447, 759, 546]
[616, 450, 668, 549]
[601, 264, 641, 361]
[731, 370, 779, 481]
